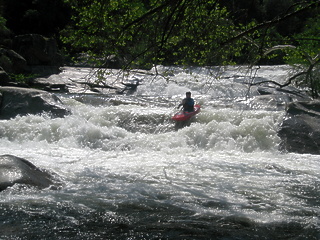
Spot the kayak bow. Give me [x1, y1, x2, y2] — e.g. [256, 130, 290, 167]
[171, 104, 201, 121]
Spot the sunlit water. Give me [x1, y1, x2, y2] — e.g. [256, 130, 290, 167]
[0, 66, 319, 239]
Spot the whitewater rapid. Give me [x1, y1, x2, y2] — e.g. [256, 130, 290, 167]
[0, 65, 319, 239]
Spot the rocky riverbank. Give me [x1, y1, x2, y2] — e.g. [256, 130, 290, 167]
[0, 34, 63, 87]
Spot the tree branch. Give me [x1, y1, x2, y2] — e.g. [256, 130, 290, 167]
[122, 0, 182, 31]
[249, 71, 308, 88]
[222, 1, 320, 46]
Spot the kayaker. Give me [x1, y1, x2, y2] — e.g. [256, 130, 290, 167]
[178, 91, 194, 112]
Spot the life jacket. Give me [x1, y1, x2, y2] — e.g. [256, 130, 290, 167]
[183, 98, 194, 112]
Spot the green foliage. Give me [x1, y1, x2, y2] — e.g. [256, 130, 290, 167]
[59, 0, 320, 97]
[62, 0, 319, 69]
[0, 15, 10, 36]
[8, 73, 37, 84]
[280, 16, 320, 98]
[61, 0, 250, 68]
[285, 17, 320, 64]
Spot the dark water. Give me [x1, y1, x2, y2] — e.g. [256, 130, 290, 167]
[1, 196, 319, 239]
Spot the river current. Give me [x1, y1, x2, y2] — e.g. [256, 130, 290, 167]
[0, 65, 319, 239]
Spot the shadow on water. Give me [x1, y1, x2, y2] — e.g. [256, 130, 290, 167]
[174, 117, 198, 131]
[174, 120, 191, 131]
[1, 199, 318, 240]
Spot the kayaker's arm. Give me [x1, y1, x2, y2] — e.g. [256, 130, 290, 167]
[177, 99, 186, 109]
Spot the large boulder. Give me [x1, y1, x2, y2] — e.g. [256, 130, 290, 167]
[0, 86, 70, 119]
[0, 48, 28, 74]
[12, 34, 63, 76]
[0, 154, 55, 191]
[246, 86, 312, 111]
[278, 101, 320, 154]
[257, 86, 312, 102]
[0, 67, 10, 85]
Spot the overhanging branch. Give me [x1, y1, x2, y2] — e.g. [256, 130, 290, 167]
[222, 1, 320, 46]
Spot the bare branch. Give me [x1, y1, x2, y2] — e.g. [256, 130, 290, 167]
[263, 45, 296, 56]
[249, 71, 308, 88]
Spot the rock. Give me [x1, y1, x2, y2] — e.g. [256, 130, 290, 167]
[278, 101, 320, 154]
[29, 65, 62, 77]
[32, 77, 69, 92]
[286, 101, 320, 117]
[257, 86, 312, 102]
[250, 95, 292, 111]
[0, 48, 28, 74]
[13, 34, 62, 66]
[249, 86, 313, 111]
[117, 79, 141, 94]
[0, 67, 11, 85]
[0, 154, 55, 191]
[104, 55, 125, 69]
[12, 34, 63, 76]
[0, 86, 70, 119]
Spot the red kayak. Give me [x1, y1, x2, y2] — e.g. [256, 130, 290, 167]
[171, 104, 201, 121]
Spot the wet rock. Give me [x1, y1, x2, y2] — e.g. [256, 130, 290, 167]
[0, 86, 70, 119]
[250, 94, 292, 111]
[286, 101, 320, 117]
[278, 101, 320, 154]
[0, 154, 55, 191]
[257, 86, 312, 101]
[104, 55, 125, 69]
[32, 77, 68, 92]
[250, 86, 313, 111]
[117, 79, 141, 94]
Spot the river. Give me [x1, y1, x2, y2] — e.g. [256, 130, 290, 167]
[0, 65, 319, 239]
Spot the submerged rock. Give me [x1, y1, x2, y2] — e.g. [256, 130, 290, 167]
[278, 101, 320, 154]
[0, 155, 56, 191]
[0, 86, 70, 119]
